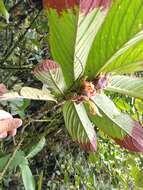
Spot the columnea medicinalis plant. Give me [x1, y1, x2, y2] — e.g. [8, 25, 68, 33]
[1, 0, 143, 152]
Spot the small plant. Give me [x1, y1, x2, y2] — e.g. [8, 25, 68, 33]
[1, 0, 143, 153]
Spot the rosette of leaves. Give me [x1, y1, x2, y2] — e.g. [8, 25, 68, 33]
[2, 0, 143, 152]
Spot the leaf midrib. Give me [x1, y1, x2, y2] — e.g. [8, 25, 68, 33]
[106, 85, 143, 99]
[95, 0, 143, 76]
[96, 29, 143, 75]
[91, 96, 133, 135]
[73, 102, 94, 142]
[48, 69, 64, 95]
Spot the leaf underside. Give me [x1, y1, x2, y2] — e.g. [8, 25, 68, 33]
[87, 94, 143, 152]
[0, 87, 56, 102]
[63, 101, 97, 152]
[34, 59, 67, 95]
[106, 75, 143, 99]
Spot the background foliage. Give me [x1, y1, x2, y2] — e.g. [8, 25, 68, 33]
[0, 1, 143, 190]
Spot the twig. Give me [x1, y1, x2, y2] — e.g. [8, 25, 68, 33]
[31, 119, 52, 122]
[0, 65, 34, 70]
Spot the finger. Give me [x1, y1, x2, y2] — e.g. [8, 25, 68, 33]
[8, 129, 17, 136]
[0, 132, 7, 138]
[0, 118, 22, 133]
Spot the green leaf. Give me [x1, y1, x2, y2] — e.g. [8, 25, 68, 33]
[38, 171, 43, 190]
[106, 75, 143, 99]
[115, 99, 131, 111]
[91, 94, 134, 135]
[106, 61, 143, 75]
[88, 153, 98, 164]
[85, 0, 143, 78]
[26, 137, 46, 159]
[0, 87, 56, 102]
[0, 0, 9, 22]
[34, 59, 67, 95]
[134, 170, 143, 188]
[86, 94, 143, 152]
[126, 157, 136, 167]
[20, 162, 35, 190]
[0, 151, 25, 172]
[20, 87, 56, 101]
[131, 166, 139, 179]
[135, 99, 143, 114]
[0, 22, 7, 31]
[44, 1, 111, 87]
[0, 155, 10, 172]
[85, 95, 126, 139]
[63, 101, 97, 152]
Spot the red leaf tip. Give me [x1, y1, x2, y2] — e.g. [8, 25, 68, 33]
[81, 0, 112, 13]
[34, 59, 59, 74]
[43, 0, 78, 13]
[77, 136, 97, 152]
[114, 121, 143, 152]
[43, 0, 112, 15]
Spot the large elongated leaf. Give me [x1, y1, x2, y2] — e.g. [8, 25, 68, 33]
[87, 94, 143, 152]
[20, 87, 56, 101]
[0, 87, 56, 102]
[85, 104, 126, 140]
[26, 137, 46, 159]
[34, 59, 67, 95]
[63, 101, 96, 152]
[85, 0, 143, 78]
[43, 0, 111, 87]
[109, 61, 143, 75]
[106, 75, 143, 99]
[90, 94, 132, 135]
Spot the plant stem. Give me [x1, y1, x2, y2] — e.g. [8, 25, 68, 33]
[0, 65, 34, 70]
